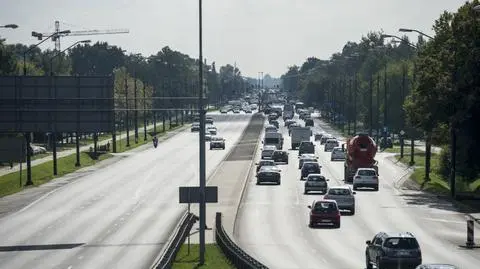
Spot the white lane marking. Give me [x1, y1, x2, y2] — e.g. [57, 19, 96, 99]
[421, 217, 465, 224]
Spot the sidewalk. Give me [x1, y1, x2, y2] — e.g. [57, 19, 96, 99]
[0, 120, 179, 177]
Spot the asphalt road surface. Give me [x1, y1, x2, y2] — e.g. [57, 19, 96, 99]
[235, 115, 480, 269]
[0, 112, 251, 269]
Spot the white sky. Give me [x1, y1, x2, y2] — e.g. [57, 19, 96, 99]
[0, 0, 466, 77]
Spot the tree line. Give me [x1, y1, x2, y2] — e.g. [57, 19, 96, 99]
[0, 38, 253, 143]
[281, 1, 480, 185]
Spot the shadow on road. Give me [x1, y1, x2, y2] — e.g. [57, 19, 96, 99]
[0, 243, 84, 252]
[398, 193, 480, 214]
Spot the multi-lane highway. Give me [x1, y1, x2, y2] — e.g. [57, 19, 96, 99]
[0, 113, 251, 269]
[235, 114, 480, 269]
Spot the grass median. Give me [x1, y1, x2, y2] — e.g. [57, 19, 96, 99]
[391, 146, 480, 195]
[0, 122, 189, 198]
[0, 152, 112, 198]
[171, 244, 234, 269]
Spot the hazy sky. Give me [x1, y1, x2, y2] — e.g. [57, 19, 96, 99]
[0, 0, 467, 77]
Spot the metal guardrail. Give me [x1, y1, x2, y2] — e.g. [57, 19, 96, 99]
[151, 212, 198, 269]
[215, 212, 269, 269]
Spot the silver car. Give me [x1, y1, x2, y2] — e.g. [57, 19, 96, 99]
[330, 147, 345, 161]
[324, 186, 356, 215]
[415, 265, 459, 269]
[304, 174, 329, 194]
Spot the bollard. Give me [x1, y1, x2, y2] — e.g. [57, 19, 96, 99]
[466, 219, 475, 248]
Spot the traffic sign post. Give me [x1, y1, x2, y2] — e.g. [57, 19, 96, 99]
[400, 130, 405, 158]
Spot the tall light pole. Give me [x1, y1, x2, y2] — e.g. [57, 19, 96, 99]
[399, 28, 434, 40]
[50, 40, 90, 75]
[198, 0, 207, 265]
[24, 30, 71, 75]
[49, 40, 90, 174]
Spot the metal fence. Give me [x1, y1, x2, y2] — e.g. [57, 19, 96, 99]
[215, 212, 269, 269]
[151, 212, 198, 269]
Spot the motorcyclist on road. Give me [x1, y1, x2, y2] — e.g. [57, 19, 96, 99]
[152, 136, 158, 147]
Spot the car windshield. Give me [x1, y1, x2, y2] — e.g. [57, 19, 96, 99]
[274, 151, 285, 156]
[211, 137, 223, 141]
[262, 150, 274, 155]
[358, 169, 376, 176]
[303, 163, 318, 169]
[303, 158, 316, 163]
[260, 161, 274, 166]
[328, 189, 351, 195]
[383, 238, 419, 249]
[333, 148, 343, 152]
[308, 176, 325, 182]
[313, 202, 337, 213]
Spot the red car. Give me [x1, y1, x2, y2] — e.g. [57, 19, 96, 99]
[307, 200, 341, 228]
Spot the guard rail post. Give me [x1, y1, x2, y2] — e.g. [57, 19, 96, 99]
[466, 219, 475, 248]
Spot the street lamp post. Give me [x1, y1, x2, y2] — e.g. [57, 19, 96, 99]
[49, 40, 90, 174]
[399, 28, 434, 39]
[143, 81, 147, 141]
[22, 29, 70, 186]
[134, 72, 138, 144]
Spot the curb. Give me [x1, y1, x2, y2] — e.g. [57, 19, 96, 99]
[385, 153, 480, 225]
[232, 114, 265, 236]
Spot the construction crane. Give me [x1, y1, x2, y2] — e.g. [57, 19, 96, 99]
[32, 20, 129, 51]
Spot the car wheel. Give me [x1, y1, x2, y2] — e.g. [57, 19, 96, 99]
[350, 208, 355, 215]
[304, 190, 308, 194]
[330, 158, 334, 161]
[210, 146, 213, 150]
[256, 181, 260, 185]
[308, 221, 314, 228]
[374, 185, 379, 191]
[353, 185, 358, 190]
[277, 181, 281, 185]
[334, 222, 340, 228]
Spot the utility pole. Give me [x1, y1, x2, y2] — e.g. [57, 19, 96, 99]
[348, 77, 352, 135]
[376, 74, 381, 145]
[143, 81, 147, 141]
[134, 72, 138, 143]
[198, 0, 206, 264]
[410, 62, 416, 166]
[353, 72, 357, 134]
[125, 76, 130, 147]
[400, 64, 406, 158]
[369, 74, 373, 137]
[383, 60, 388, 145]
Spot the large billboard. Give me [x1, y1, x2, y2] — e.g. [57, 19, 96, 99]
[0, 137, 26, 163]
[0, 76, 114, 133]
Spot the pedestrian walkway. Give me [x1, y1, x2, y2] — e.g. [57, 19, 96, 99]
[0, 120, 177, 177]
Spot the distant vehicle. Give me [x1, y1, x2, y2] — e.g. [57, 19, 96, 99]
[324, 138, 339, 152]
[299, 141, 315, 156]
[272, 150, 289, 164]
[304, 174, 329, 194]
[265, 125, 278, 133]
[245, 108, 252, 113]
[263, 132, 283, 150]
[305, 118, 314, 127]
[365, 232, 422, 269]
[269, 120, 279, 129]
[268, 113, 278, 121]
[284, 119, 296, 127]
[191, 122, 200, 132]
[291, 127, 312, 149]
[320, 135, 332, 144]
[210, 137, 225, 150]
[353, 168, 379, 191]
[415, 265, 458, 269]
[205, 134, 212, 141]
[205, 117, 214, 124]
[307, 200, 341, 228]
[300, 162, 321, 180]
[314, 132, 325, 141]
[255, 159, 275, 173]
[250, 104, 258, 110]
[288, 123, 302, 135]
[344, 133, 378, 183]
[298, 153, 318, 169]
[233, 108, 240, 113]
[220, 108, 228, 114]
[330, 147, 345, 161]
[324, 186, 356, 214]
[295, 102, 305, 112]
[261, 145, 277, 159]
[256, 166, 281, 185]
[207, 126, 217, 135]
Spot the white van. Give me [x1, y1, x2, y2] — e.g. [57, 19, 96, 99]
[324, 139, 339, 152]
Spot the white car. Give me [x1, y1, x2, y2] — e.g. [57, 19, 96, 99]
[324, 138, 339, 152]
[207, 126, 217, 135]
[304, 174, 329, 194]
[330, 147, 345, 161]
[324, 186, 356, 215]
[353, 168, 379, 191]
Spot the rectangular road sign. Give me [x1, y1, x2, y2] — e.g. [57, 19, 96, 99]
[179, 186, 218, 204]
[0, 75, 114, 133]
[0, 136, 26, 163]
